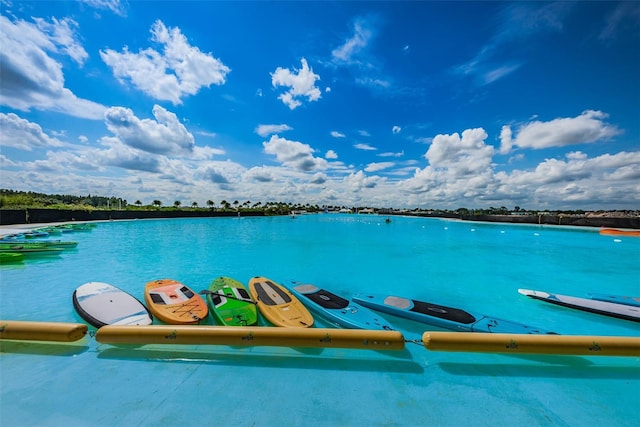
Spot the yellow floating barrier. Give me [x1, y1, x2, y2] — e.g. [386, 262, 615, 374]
[422, 332, 640, 357]
[96, 325, 405, 350]
[0, 320, 88, 342]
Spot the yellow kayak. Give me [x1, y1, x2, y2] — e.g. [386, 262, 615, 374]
[249, 276, 314, 328]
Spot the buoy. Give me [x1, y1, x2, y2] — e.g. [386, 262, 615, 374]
[422, 331, 640, 357]
[96, 325, 405, 350]
[0, 320, 88, 342]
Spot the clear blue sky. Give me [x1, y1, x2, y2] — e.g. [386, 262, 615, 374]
[1, 1, 638, 210]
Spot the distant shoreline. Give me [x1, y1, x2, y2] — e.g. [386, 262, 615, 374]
[1, 208, 638, 229]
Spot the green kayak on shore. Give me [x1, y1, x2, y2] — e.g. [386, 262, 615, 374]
[203, 276, 258, 326]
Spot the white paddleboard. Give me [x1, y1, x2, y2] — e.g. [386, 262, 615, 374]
[518, 288, 640, 322]
[73, 282, 153, 328]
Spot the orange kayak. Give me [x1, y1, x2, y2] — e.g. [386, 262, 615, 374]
[144, 279, 208, 324]
[599, 228, 640, 237]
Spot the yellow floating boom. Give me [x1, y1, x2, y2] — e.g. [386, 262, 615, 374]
[96, 325, 405, 350]
[423, 331, 640, 357]
[0, 320, 88, 342]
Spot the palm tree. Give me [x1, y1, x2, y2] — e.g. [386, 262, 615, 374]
[207, 200, 215, 210]
[152, 200, 162, 208]
[192, 201, 198, 208]
[135, 200, 142, 206]
[174, 200, 181, 208]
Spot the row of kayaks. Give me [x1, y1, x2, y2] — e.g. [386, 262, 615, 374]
[72, 276, 640, 332]
[0, 223, 93, 263]
[0, 240, 79, 262]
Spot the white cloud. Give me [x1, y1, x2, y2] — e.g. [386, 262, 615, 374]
[33, 17, 88, 66]
[358, 130, 371, 137]
[245, 166, 275, 183]
[80, 0, 127, 17]
[271, 58, 321, 110]
[365, 162, 394, 172]
[255, 124, 293, 137]
[355, 77, 390, 89]
[426, 128, 493, 174]
[0, 15, 106, 119]
[325, 150, 338, 159]
[354, 143, 377, 151]
[102, 105, 194, 156]
[379, 151, 404, 158]
[344, 170, 382, 190]
[392, 126, 401, 134]
[0, 113, 64, 151]
[331, 18, 373, 64]
[263, 135, 328, 172]
[100, 20, 230, 105]
[331, 131, 346, 138]
[500, 110, 620, 152]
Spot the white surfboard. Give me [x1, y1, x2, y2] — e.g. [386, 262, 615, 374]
[518, 288, 640, 322]
[73, 282, 153, 328]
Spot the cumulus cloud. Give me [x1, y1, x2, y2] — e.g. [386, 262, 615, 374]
[100, 20, 230, 105]
[310, 173, 327, 184]
[331, 131, 346, 138]
[426, 128, 494, 174]
[0, 15, 106, 119]
[246, 166, 275, 183]
[263, 135, 328, 172]
[325, 150, 338, 159]
[103, 105, 195, 155]
[0, 113, 65, 151]
[255, 124, 293, 137]
[98, 137, 162, 173]
[271, 58, 321, 110]
[402, 128, 495, 198]
[392, 125, 401, 134]
[500, 110, 621, 152]
[344, 170, 381, 190]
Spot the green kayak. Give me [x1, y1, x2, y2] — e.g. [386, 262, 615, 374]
[204, 276, 258, 326]
[0, 252, 25, 263]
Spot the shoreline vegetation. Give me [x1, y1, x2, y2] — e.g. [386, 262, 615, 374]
[0, 189, 638, 229]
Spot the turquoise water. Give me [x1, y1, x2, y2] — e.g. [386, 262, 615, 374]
[1, 214, 639, 426]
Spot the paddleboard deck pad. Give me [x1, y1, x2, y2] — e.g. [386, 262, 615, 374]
[288, 282, 395, 330]
[249, 277, 314, 328]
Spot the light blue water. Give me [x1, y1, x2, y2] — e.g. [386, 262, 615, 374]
[1, 214, 639, 426]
